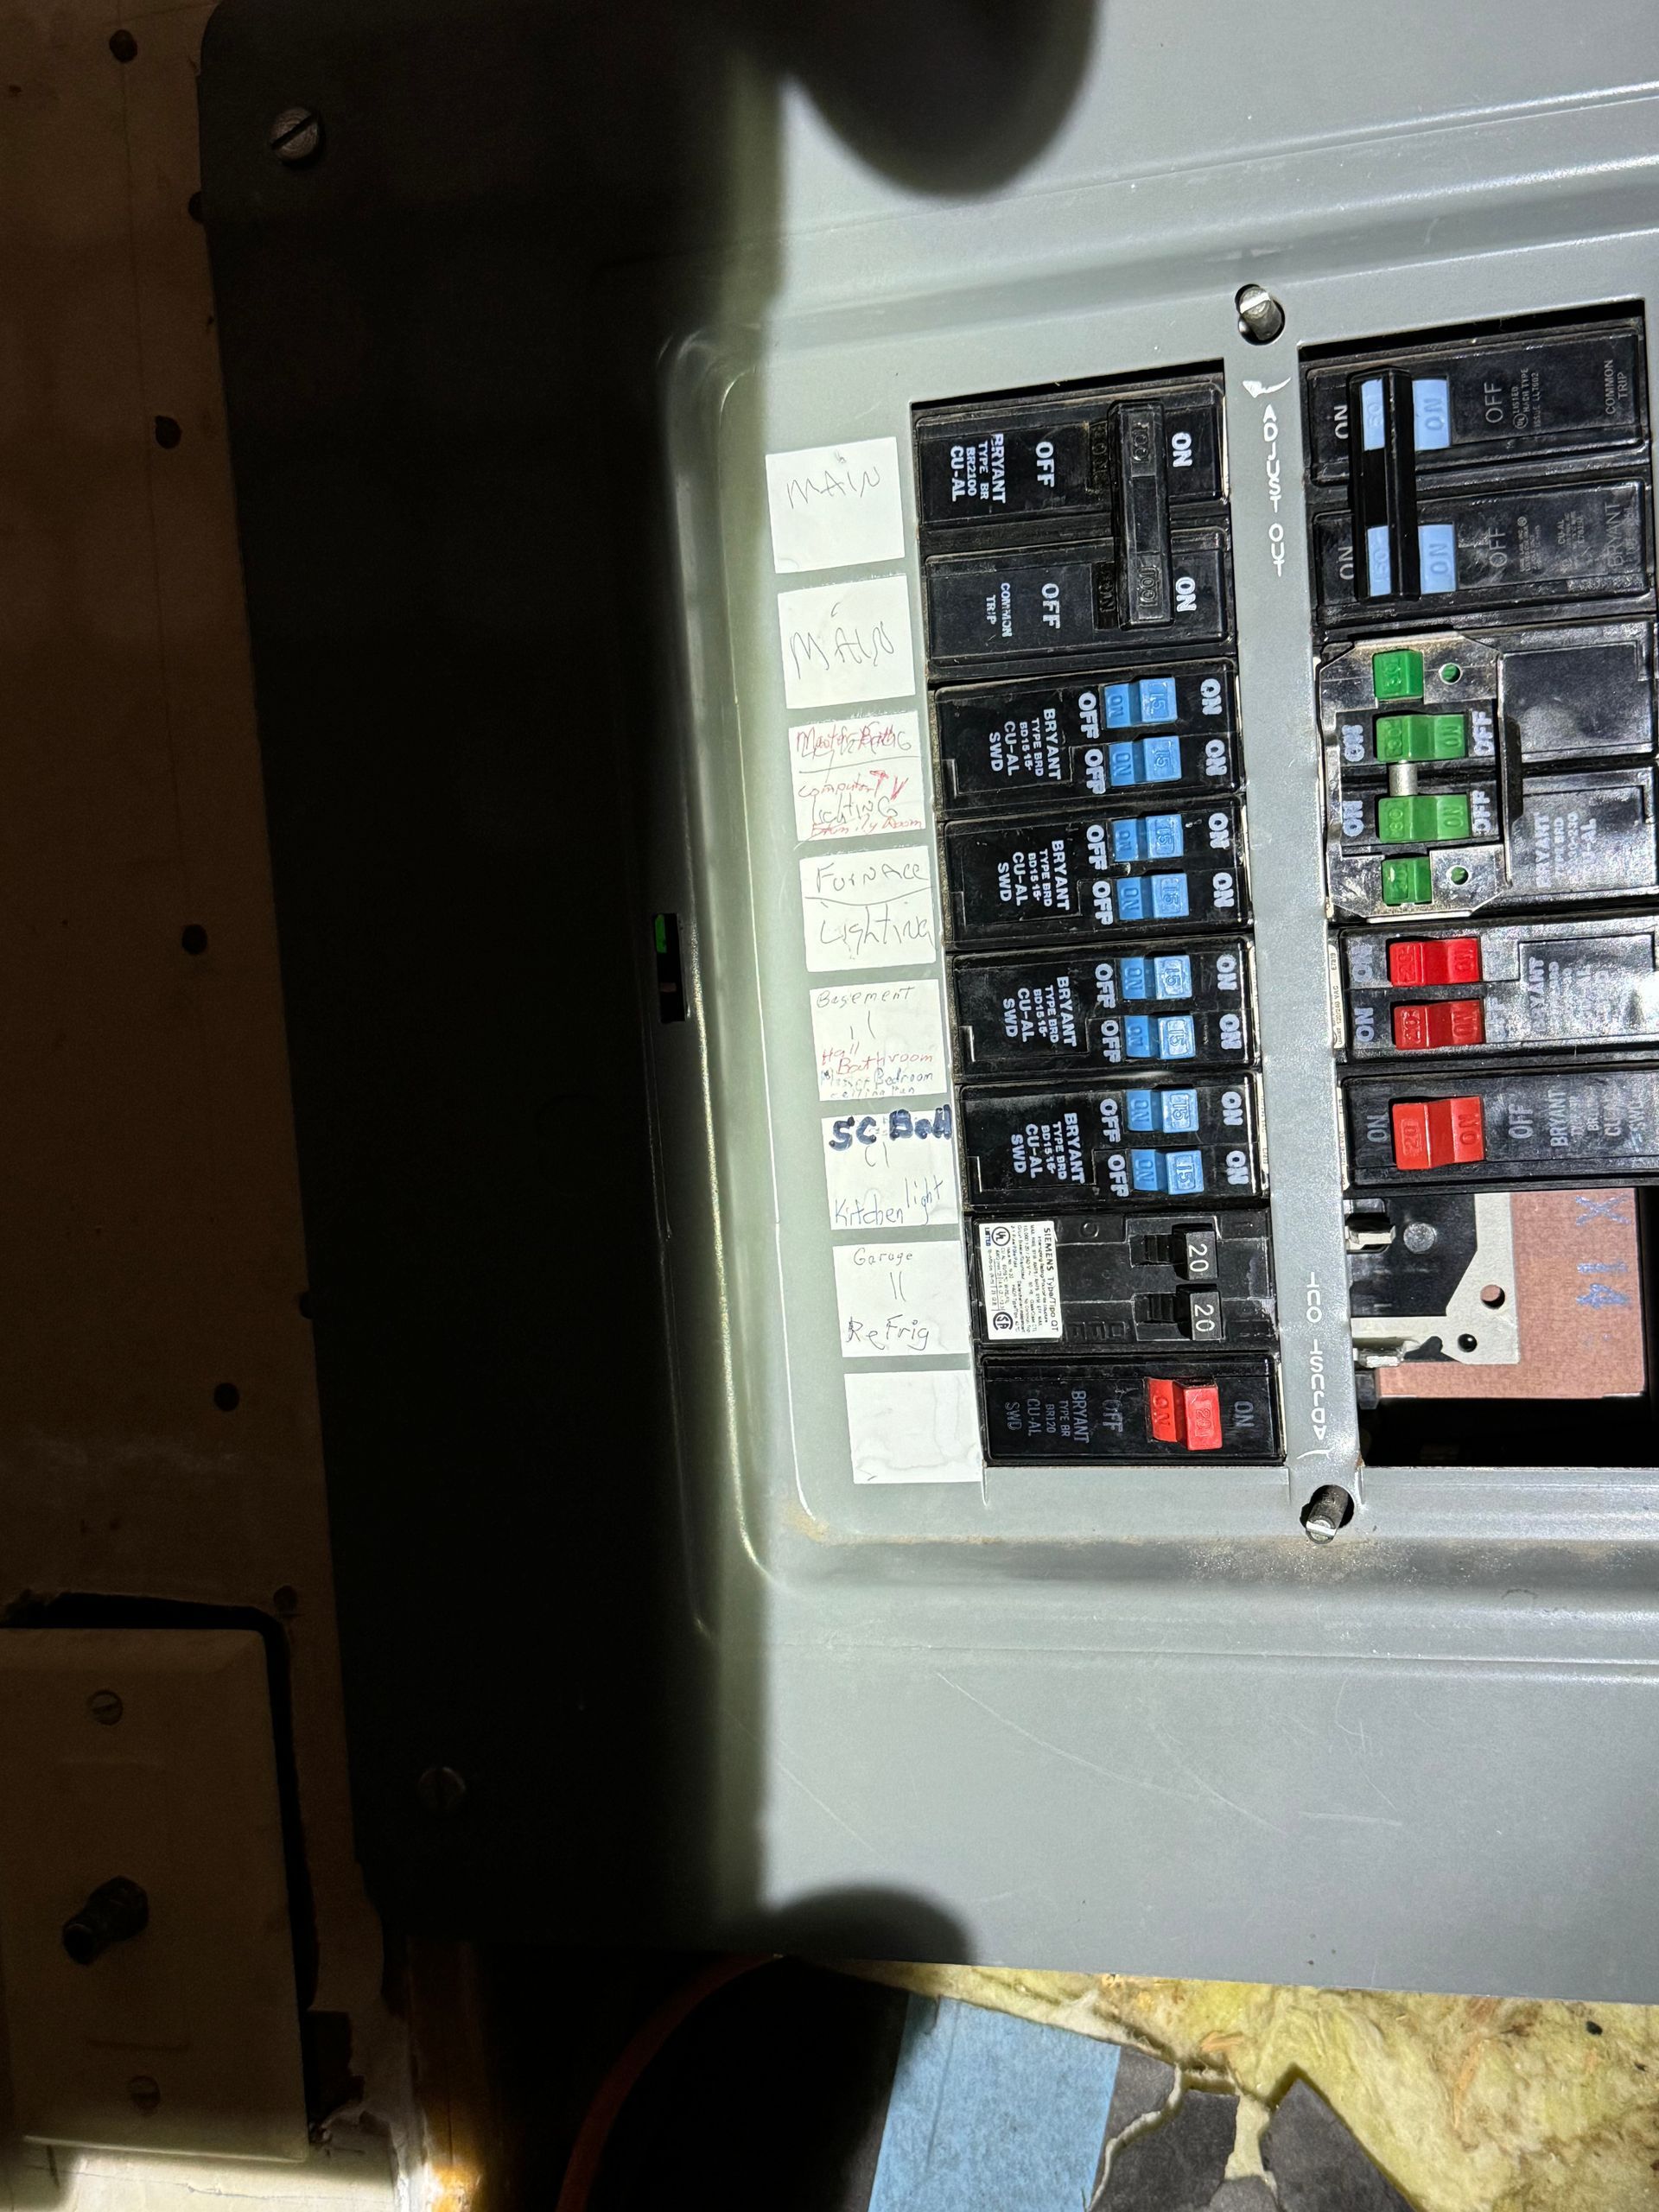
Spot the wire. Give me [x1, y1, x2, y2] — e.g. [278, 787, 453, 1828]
[552, 1954, 775, 2212]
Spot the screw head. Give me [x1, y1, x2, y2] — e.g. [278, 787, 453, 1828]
[416, 1765, 467, 1817]
[1235, 282, 1287, 345]
[127, 2075, 161, 2115]
[269, 106, 323, 166]
[1302, 1484, 1355, 1544]
[87, 1689, 124, 1726]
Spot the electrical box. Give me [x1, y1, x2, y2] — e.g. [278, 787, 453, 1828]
[632, 8, 1659, 2000]
[0, 1632, 306, 2161]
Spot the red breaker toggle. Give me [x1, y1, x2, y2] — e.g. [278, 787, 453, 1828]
[1390, 1095, 1485, 1171]
[1389, 935, 1482, 987]
[1392, 998, 1485, 1050]
[1147, 1376, 1224, 1451]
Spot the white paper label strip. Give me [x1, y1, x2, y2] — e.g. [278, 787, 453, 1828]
[766, 436, 905, 575]
[810, 978, 947, 1102]
[777, 573, 915, 711]
[833, 1239, 971, 1360]
[799, 844, 937, 973]
[822, 1109, 959, 1232]
[976, 1219, 1064, 1341]
[790, 710, 926, 842]
[845, 1370, 981, 1486]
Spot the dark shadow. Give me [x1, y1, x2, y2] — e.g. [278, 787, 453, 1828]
[468, 1922, 966, 2212]
[728, 1887, 974, 1961]
[198, 0, 1096, 1957]
[710, 0, 1097, 195]
[582, 1956, 908, 2212]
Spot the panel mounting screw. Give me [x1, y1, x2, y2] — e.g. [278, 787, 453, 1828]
[416, 1764, 467, 1816]
[1235, 283, 1286, 345]
[1302, 1484, 1355, 1543]
[127, 2075, 162, 2115]
[269, 106, 323, 166]
[87, 1689, 124, 1726]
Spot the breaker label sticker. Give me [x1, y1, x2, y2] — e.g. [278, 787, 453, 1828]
[777, 573, 916, 711]
[821, 1108, 958, 1231]
[844, 1370, 981, 1485]
[766, 436, 906, 575]
[810, 979, 947, 1102]
[798, 843, 938, 972]
[791, 711, 926, 842]
[976, 1219, 1063, 1340]
[833, 1239, 971, 1359]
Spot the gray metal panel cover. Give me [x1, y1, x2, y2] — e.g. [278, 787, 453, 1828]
[643, 2, 1659, 1993]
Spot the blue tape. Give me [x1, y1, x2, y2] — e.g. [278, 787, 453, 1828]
[868, 1996, 1121, 2212]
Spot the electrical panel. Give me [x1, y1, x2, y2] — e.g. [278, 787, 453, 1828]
[915, 310, 1659, 1476]
[202, 0, 1659, 2011]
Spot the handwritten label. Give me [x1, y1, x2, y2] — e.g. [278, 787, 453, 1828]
[810, 979, 947, 1103]
[799, 844, 937, 973]
[791, 711, 926, 842]
[823, 1111, 959, 1231]
[833, 1240, 971, 1360]
[844, 1370, 981, 1485]
[766, 436, 904, 574]
[777, 574, 915, 711]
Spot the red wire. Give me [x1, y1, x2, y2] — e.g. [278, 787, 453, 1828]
[552, 1954, 775, 2212]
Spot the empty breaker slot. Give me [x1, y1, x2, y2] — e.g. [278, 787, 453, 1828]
[1344, 1185, 1656, 1468]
